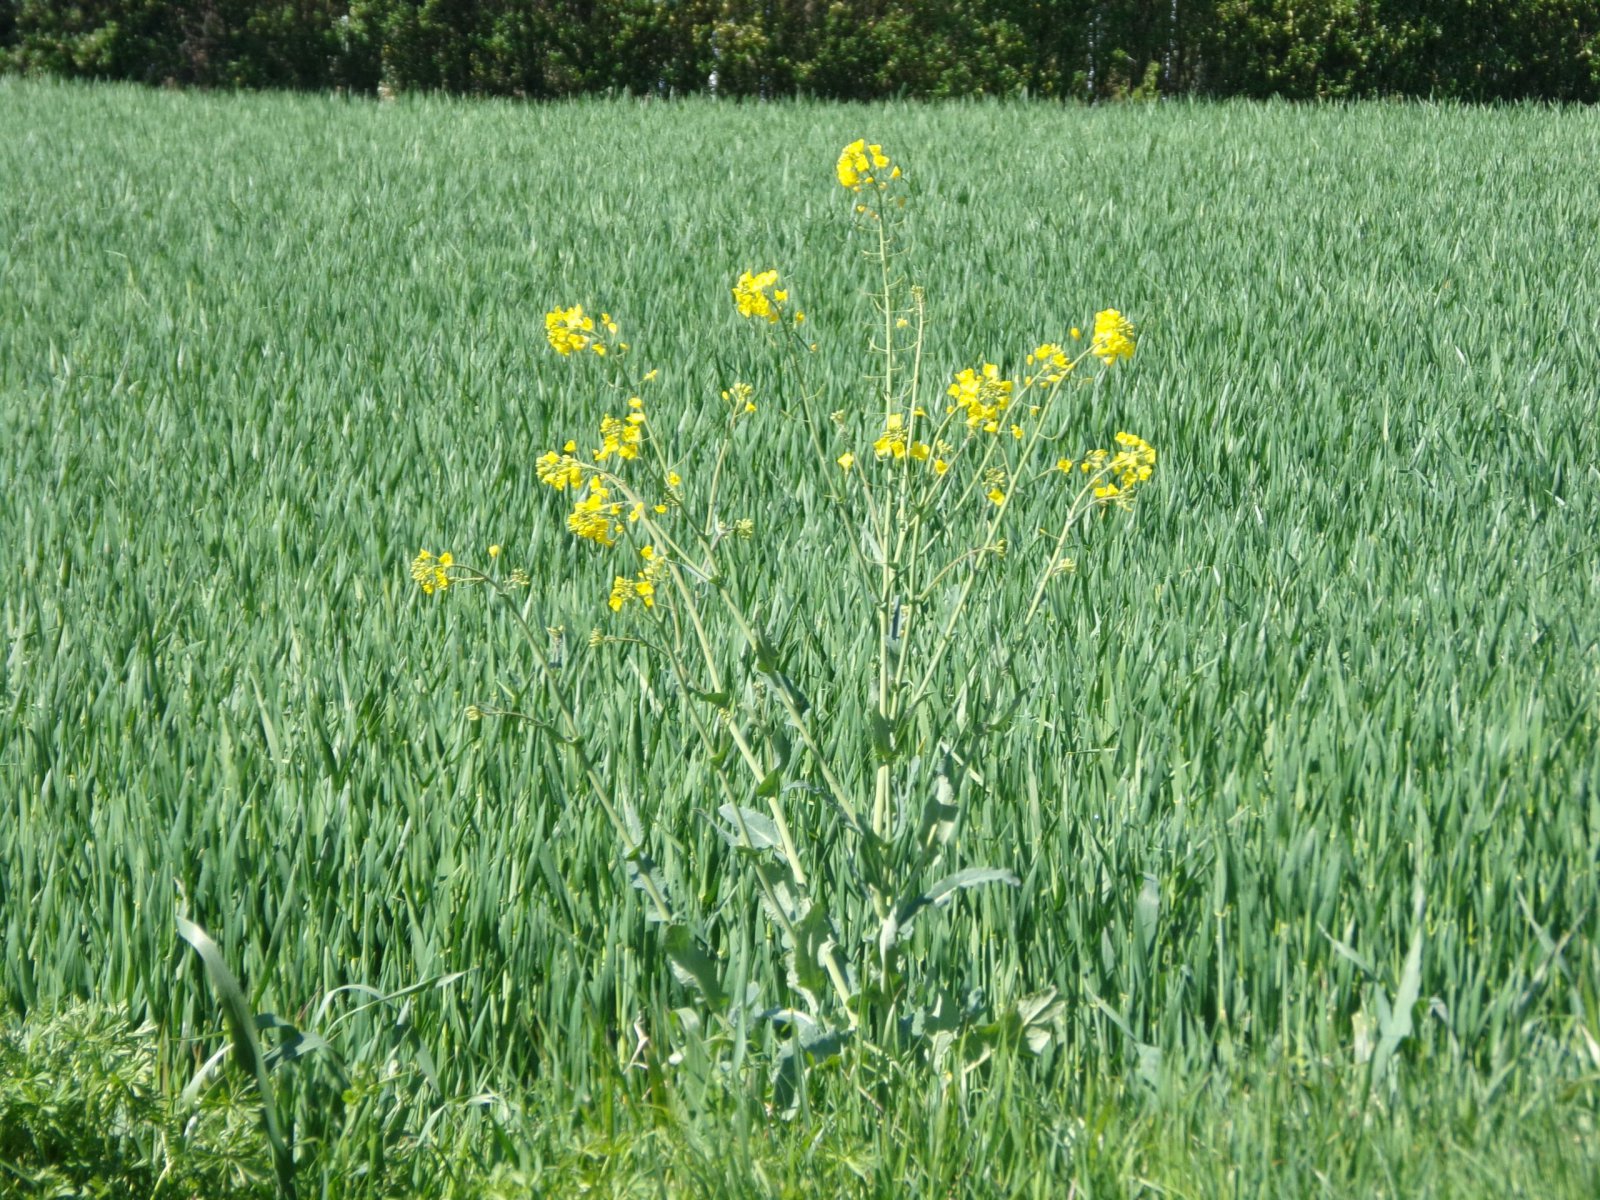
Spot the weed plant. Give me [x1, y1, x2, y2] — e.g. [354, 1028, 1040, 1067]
[412, 136, 1155, 1110]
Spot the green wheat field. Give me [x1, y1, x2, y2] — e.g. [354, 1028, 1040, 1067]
[2, 78, 1599, 1198]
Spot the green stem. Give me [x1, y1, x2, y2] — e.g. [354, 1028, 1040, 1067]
[479, 570, 674, 924]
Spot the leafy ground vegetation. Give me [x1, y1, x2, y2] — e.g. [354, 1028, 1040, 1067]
[2, 79, 1599, 1197]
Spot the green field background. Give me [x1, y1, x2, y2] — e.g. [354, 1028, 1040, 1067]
[2, 80, 1599, 1193]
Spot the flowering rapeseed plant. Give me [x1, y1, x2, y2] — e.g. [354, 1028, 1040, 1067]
[409, 137, 1158, 1098]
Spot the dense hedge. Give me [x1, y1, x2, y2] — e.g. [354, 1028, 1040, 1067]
[3, 0, 1597, 102]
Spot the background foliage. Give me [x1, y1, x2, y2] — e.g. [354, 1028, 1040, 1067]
[3, 0, 1599, 101]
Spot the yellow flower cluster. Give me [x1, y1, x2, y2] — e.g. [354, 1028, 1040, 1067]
[410, 550, 453, 595]
[1025, 343, 1074, 386]
[1062, 432, 1158, 505]
[609, 545, 667, 612]
[836, 139, 901, 192]
[732, 270, 803, 325]
[722, 382, 756, 414]
[946, 364, 1015, 432]
[538, 400, 663, 554]
[567, 482, 625, 546]
[595, 397, 646, 462]
[983, 467, 1009, 507]
[536, 440, 585, 490]
[871, 412, 935, 463]
[1090, 309, 1136, 365]
[546, 305, 624, 357]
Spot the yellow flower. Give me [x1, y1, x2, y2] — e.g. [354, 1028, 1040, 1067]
[723, 382, 756, 414]
[567, 483, 623, 546]
[1026, 342, 1073, 385]
[1108, 431, 1157, 486]
[488, 544, 501, 558]
[986, 488, 1007, 507]
[608, 545, 668, 614]
[1075, 433, 1156, 508]
[536, 450, 585, 491]
[1091, 309, 1136, 365]
[733, 269, 786, 323]
[546, 304, 619, 357]
[410, 549, 453, 595]
[837, 451, 856, 471]
[873, 412, 908, 459]
[595, 412, 644, 462]
[836, 139, 900, 192]
[946, 363, 1015, 431]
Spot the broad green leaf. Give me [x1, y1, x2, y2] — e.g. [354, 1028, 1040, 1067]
[717, 803, 782, 850]
[665, 925, 728, 1011]
[896, 868, 1020, 931]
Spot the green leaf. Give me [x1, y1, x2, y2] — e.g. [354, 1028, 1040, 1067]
[664, 925, 728, 1011]
[256, 1015, 339, 1075]
[177, 914, 296, 1200]
[1372, 889, 1426, 1085]
[716, 803, 781, 851]
[786, 903, 836, 1009]
[916, 770, 960, 850]
[624, 855, 673, 922]
[869, 712, 896, 763]
[1323, 929, 1379, 980]
[771, 1013, 850, 1115]
[896, 867, 1020, 931]
[1015, 987, 1066, 1055]
[1134, 873, 1160, 958]
[775, 671, 811, 717]
[753, 859, 803, 924]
